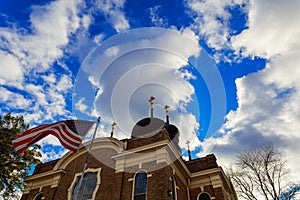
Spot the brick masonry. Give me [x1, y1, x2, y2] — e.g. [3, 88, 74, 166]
[21, 128, 237, 200]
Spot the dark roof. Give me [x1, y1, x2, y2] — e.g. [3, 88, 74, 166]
[184, 154, 218, 172]
[131, 117, 165, 138]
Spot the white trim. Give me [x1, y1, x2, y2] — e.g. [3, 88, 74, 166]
[67, 167, 101, 200]
[54, 137, 124, 170]
[23, 169, 66, 194]
[171, 176, 178, 200]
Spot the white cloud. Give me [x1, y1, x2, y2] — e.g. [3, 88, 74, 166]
[74, 28, 202, 145]
[93, 34, 105, 44]
[0, 0, 89, 125]
[231, 0, 300, 59]
[186, 0, 247, 51]
[0, 0, 83, 73]
[0, 87, 32, 109]
[148, 5, 168, 27]
[175, 113, 201, 150]
[75, 97, 88, 113]
[0, 51, 23, 88]
[56, 74, 73, 92]
[95, 0, 130, 32]
[203, 0, 300, 183]
[81, 14, 92, 29]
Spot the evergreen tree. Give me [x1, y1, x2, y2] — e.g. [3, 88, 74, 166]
[0, 113, 41, 199]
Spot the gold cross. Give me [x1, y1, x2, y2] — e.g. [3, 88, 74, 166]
[111, 122, 117, 131]
[110, 122, 117, 137]
[164, 105, 170, 116]
[186, 140, 191, 151]
[148, 96, 155, 108]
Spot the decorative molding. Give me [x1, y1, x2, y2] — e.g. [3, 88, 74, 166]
[54, 137, 124, 170]
[23, 169, 66, 194]
[113, 139, 185, 173]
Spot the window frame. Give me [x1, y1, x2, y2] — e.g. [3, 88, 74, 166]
[171, 176, 177, 200]
[68, 167, 101, 200]
[132, 169, 148, 200]
[33, 192, 44, 200]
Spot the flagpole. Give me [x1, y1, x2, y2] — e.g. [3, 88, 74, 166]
[73, 116, 101, 200]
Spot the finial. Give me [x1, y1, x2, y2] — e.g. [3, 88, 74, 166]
[110, 122, 117, 137]
[186, 140, 192, 161]
[149, 96, 155, 108]
[164, 105, 170, 124]
[149, 96, 155, 118]
[164, 105, 169, 116]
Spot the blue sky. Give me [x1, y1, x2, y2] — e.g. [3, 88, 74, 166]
[1, 0, 300, 185]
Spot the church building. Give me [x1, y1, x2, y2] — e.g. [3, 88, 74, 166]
[20, 98, 237, 200]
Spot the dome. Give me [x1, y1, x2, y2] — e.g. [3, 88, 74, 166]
[164, 123, 179, 140]
[131, 117, 165, 138]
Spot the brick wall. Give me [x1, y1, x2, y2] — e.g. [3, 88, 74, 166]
[185, 154, 218, 173]
[21, 136, 236, 200]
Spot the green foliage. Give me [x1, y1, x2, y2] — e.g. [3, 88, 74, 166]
[0, 113, 41, 199]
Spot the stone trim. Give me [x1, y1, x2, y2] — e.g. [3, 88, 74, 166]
[54, 137, 124, 170]
[23, 169, 66, 194]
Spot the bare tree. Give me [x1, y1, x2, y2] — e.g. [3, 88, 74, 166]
[228, 143, 294, 200]
[280, 184, 300, 200]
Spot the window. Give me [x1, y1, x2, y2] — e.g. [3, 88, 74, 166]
[72, 172, 97, 200]
[198, 192, 211, 200]
[133, 170, 147, 200]
[68, 168, 101, 200]
[34, 193, 43, 200]
[171, 176, 177, 200]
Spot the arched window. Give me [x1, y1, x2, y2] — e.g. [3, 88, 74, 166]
[198, 192, 211, 200]
[33, 193, 43, 200]
[133, 170, 147, 200]
[68, 168, 101, 200]
[72, 172, 97, 200]
[171, 176, 177, 200]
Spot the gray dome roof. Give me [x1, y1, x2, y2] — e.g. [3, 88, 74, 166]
[131, 117, 165, 138]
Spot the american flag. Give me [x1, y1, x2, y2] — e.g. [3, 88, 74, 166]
[12, 120, 95, 157]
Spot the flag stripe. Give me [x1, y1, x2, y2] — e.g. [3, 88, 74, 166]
[14, 129, 79, 155]
[13, 122, 62, 142]
[13, 122, 82, 144]
[13, 124, 81, 152]
[60, 122, 82, 142]
[12, 120, 95, 156]
[15, 123, 58, 138]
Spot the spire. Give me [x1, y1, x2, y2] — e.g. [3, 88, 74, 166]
[110, 122, 117, 137]
[186, 140, 192, 161]
[164, 105, 170, 124]
[148, 96, 155, 118]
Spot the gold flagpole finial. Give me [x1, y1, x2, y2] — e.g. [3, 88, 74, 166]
[110, 122, 117, 137]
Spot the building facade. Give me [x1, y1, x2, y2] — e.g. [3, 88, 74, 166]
[21, 116, 237, 200]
